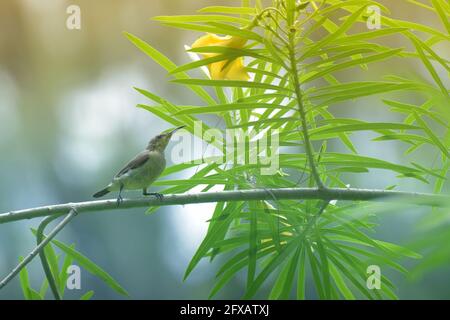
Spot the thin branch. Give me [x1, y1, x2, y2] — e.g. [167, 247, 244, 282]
[0, 209, 78, 291]
[0, 188, 449, 225]
[288, 27, 325, 189]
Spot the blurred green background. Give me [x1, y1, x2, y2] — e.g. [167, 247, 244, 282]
[0, 0, 449, 299]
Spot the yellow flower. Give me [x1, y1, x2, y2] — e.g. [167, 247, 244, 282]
[191, 33, 249, 81]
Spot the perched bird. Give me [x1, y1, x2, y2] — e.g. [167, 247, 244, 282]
[93, 126, 185, 205]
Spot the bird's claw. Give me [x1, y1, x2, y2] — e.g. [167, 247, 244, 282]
[145, 192, 164, 202]
[154, 193, 164, 202]
[116, 195, 123, 207]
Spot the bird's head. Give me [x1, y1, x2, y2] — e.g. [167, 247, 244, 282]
[147, 126, 186, 152]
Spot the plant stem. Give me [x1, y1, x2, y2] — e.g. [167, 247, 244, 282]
[0, 188, 448, 224]
[36, 214, 71, 300]
[0, 209, 77, 291]
[288, 29, 325, 189]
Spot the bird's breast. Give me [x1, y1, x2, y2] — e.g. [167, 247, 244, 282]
[144, 151, 166, 179]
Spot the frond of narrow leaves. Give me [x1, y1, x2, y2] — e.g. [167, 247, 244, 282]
[18, 232, 128, 300]
[119, 0, 449, 299]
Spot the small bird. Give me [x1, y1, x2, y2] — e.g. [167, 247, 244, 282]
[93, 126, 185, 205]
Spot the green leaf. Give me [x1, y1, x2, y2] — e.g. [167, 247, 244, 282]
[187, 46, 281, 68]
[310, 123, 420, 137]
[184, 202, 243, 280]
[51, 239, 129, 297]
[29, 288, 43, 300]
[171, 78, 293, 93]
[153, 15, 250, 25]
[383, 99, 447, 127]
[286, 0, 296, 25]
[307, 82, 421, 107]
[269, 247, 301, 299]
[169, 54, 238, 75]
[259, 202, 282, 253]
[138, 104, 185, 128]
[124, 32, 216, 105]
[431, 0, 450, 34]
[43, 242, 61, 296]
[306, 244, 326, 299]
[300, 6, 368, 61]
[209, 244, 276, 298]
[173, 102, 293, 115]
[160, 21, 263, 42]
[337, 242, 409, 274]
[247, 203, 258, 289]
[383, 16, 450, 41]
[373, 240, 422, 259]
[153, 178, 228, 186]
[408, 35, 449, 96]
[412, 162, 447, 180]
[80, 290, 94, 300]
[296, 247, 306, 299]
[373, 133, 428, 145]
[324, 240, 375, 299]
[18, 257, 32, 300]
[18, 259, 41, 300]
[315, 233, 332, 299]
[329, 262, 355, 299]
[302, 49, 403, 83]
[281, 152, 424, 178]
[243, 238, 301, 299]
[243, 67, 284, 80]
[229, 117, 300, 129]
[198, 6, 257, 15]
[336, 27, 409, 44]
[59, 244, 75, 295]
[414, 113, 450, 159]
[39, 279, 48, 298]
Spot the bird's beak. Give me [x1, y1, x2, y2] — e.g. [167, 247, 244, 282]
[168, 125, 186, 136]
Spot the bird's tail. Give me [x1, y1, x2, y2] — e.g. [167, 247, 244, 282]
[93, 187, 110, 198]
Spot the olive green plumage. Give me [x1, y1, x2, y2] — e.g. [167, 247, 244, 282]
[93, 126, 185, 201]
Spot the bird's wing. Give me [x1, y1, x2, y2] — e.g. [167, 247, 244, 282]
[115, 150, 150, 178]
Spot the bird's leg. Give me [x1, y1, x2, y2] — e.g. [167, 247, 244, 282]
[150, 193, 164, 201]
[117, 184, 124, 207]
[143, 189, 164, 201]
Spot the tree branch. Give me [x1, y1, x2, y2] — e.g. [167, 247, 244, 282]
[0, 209, 78, 291]
[0, 188, 448, 224]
